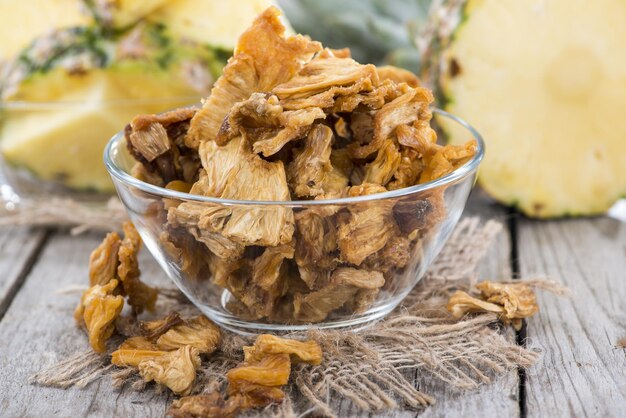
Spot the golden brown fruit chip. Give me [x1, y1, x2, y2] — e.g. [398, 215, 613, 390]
[168, 393, 237, 418]
[138, 345, 201, 395]
[128, 122, 171, 162]
[230, 384, 286, 409]
[186, 7, 321, 148]
[446, 290, 504, 319]
[476, 281, 539, 320]
[337, 184, 397, 265]
[88, 232, 121, 287]
[76, 279, 124, 353]
[165, 180, 193, 193]
[419, 140, 477, 183]
[111, 344, 167, 368]
[246, 334, 322, 365]
[117, 222, 158, 314]
[376, 65, 421, 87]
[156, 315, 221, 354]
[227, 353, 291, 390]
[140, 312, 183, 340]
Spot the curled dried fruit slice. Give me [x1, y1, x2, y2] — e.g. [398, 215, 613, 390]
[227, 353, 291, 390]
[446, 290, 504, 319]
[337, 184, 397, 265]
[140, 312, 183, 340]
[447, 281, 540, 331]
[245, 334, 322, 365]
[168, 393, 237, 418]
[476, 281, 539, 320]
[118, 222, 158, 314]
[138, 345, 201, 395]
[230, 384, 286, 409]
[419, 140, 477, 183]
[156, 315, 221, 354]
[88, 232, 121, 287]
[111, 345, 167, 368]
[75, 279, 124, 353]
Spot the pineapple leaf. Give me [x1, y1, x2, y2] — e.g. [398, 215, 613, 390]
[279, 0, 432, 68]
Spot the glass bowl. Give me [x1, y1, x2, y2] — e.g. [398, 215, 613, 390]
[0, 97, 198, 199]
[104, 109, 485, 334]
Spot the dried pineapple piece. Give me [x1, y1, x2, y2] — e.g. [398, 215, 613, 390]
[156, 316, 221, 354]
[88, 232, 121, 287]
[363, 139, 402, 186]
[227, 353, 291, 389]
[138, 345, 201, 395]
[337, 184, 397, 265]
[75, 279, 124, 353]
[140, 312, 183, 340]
[349, 87, 433, 159]
[287, 124, 334, 198]
[419, 141, 477, 183]
[446, 291, 505, 318]
[168, 393, 238, 418]
[294, 268, 385, 322]
[186, 7, 322, 148]
[85, 222, 158, 317]
[117, 222, 158, 314]
[111, 345, 166, 368]
[169, 335, 320, 416]
[476, 281, 539, 320]
[244, 334, 322, 365]
[169, 388, 285, 418]
[229, 384, 286, 409]
[447, 281, 540, 330]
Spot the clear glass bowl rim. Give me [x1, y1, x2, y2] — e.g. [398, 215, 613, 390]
[103, 108, 485, 206]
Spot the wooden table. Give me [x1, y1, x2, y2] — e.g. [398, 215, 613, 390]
[0, 191, 624, 417]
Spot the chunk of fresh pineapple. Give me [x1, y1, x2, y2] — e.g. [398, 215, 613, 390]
[439, 0, 626, 217]
[0, 0, 89, 59]
[1, 25, 224, 192]
[82, 0, 168, 28]
[1, 69, 200, 191]
[148, 0, 284, 49]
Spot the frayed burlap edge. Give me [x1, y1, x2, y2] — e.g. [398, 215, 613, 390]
[0, 196, 128, 235]
[29, 218, 567, 417]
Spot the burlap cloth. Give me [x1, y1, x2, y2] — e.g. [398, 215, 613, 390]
[13, 198, 565, 416]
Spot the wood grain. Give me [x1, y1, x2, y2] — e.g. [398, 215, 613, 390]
[518, 218, 626, 417]
[0, 231, 173, 417]
[0, 226, 47, 320]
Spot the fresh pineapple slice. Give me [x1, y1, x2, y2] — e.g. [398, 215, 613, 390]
[82, 0, 169, 28]
[147, 0, 285, 50]
[0, 0, 89, 59]
[1, 25, 224, 192]
[439, 0, 626, 217]
[1, 69, 199, 191]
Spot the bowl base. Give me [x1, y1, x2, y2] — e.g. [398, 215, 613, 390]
[187, 290, 404, 336]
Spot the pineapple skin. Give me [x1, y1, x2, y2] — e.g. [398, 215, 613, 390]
[438, 0, 626, 218]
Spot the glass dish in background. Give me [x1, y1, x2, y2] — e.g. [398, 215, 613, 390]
[0, 97, 198, 200]
[105, 109, 484, 334]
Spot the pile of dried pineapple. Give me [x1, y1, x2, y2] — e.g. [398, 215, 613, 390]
[126, 7, 477, 323]
[76, 221, 322, 416]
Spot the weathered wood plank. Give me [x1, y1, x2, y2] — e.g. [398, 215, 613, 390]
[0, 226, 47, 320]
[518, 218, 626, 417]
[332, 189, 520, 417]
[0, 231, 173, 418]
